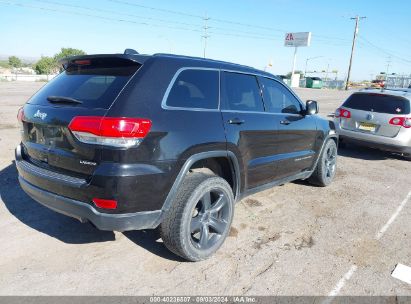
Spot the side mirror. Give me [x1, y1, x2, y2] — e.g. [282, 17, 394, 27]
[305, 100, 319, 115]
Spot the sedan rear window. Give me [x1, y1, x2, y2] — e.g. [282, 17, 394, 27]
[343, 93, 410, 114]
[28, 57, 140, 109]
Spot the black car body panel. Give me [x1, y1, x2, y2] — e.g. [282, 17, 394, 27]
[16, 52, 337, 231]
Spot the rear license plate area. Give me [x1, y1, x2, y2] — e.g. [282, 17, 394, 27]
[358, 122, 377, 132]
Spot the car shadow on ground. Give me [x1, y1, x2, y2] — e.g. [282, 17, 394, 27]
[123, 230, 185, 261]
[294, 144, 408, 188]
[0, 161, 115, 244]
[337, 143, 409, 161]
[0, 161, 184, 260]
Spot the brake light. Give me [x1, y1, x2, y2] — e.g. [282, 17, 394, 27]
[335, 108, 351, 118]
[92, 198, 117, 209]
[389, 117, 411, 128]
[69, 116, 152, 147]
[73, 59, 91, 65]
[17, 107, 25, 122]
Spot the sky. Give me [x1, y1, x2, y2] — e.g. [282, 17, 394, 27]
[0, 0, 410, 81]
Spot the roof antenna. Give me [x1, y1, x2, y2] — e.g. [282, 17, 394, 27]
[124, 49, 139, 55]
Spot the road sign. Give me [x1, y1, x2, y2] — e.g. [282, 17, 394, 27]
[284, 32, 312, 47]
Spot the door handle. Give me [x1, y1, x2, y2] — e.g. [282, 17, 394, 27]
[228, 118, 245, 125]
[280, 120, 291, 125]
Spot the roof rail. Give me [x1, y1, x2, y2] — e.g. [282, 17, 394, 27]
[124, 48, 139, 55]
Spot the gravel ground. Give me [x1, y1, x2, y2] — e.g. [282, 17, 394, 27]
[0, 82, 410, 296]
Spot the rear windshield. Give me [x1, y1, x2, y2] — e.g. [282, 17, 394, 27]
[343, 93, 410, 114]
[28, 57, 140, 109]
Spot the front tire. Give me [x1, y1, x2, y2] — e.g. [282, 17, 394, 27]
[160, 172, 234, 261]
[308, 139, 337, 187]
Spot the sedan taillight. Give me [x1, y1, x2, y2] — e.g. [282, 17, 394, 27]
[389, 117, 411, 128]
[335, 108, 351, 118]
[68, 116, 152, 147]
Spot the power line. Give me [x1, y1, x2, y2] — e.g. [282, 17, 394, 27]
[25, 0, 280, 41]
[0, 1, 281, 44]
[0, 1, 203, 32]
[356, 40, 411, 69]
[108, 0, 352, 43]
[5, 0, 401, 63]
[9, 0, 355, 48]
[108, 0, 202, 19]
[357, 35, 411, 64]
[31, 0, 203, 29]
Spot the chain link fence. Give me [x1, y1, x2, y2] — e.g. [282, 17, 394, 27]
[386, 75, 411, 88]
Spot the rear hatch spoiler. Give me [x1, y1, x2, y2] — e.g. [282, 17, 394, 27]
[59, 53, 150, 70]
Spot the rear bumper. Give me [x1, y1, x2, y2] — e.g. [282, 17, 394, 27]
[18, 176, 162, 231]
[15, 143, 175, 214]
[336, 122, 411, 154]
[14, 143, 173, 231]
[340, 135, 411, 154]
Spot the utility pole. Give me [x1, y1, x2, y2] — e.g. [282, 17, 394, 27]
[345, 15, 366, 90]
[202, 14, 210, 58]
[325, 63, 330, 82]
[385, 56, 392, 77]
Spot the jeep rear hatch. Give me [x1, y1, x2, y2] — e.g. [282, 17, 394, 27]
[20, 56, 142, 177]
[28, 56, 142, 109]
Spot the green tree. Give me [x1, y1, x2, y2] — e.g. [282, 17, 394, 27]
[53, 47, 86, 62]
[0, 60, 11, 68]
[8, 56, 22, 68]
[34, 56, 56, 75]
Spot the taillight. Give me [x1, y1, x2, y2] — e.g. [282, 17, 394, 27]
[17, 107, 25, 122]
[335, 108, 351, 118]
[73, 59, 91, 65]
[92, 198, 117, 209]
[389, 117, 411, 128]
[68, 116, 152, 147]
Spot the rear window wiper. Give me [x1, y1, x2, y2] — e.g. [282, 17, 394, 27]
[47, 96, 83, 104]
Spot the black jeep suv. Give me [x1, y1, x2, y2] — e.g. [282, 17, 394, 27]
[15, 50, 338, 261]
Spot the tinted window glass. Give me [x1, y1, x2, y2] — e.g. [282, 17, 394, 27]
[166, 69, 219, 109]
[260, 77, 302, 114]
[221, 72, 264, 112]
[343, 93, 410, 114]
[28, 58, 140, 109]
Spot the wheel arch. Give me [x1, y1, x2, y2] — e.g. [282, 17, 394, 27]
[310, 133, 338, 172]
[160, 151, 241, 217]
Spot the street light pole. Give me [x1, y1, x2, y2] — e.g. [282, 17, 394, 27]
[304, 56, 323, 76]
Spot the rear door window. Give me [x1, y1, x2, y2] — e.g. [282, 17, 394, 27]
[28, 57, 140, 109]
[166, 69, 219, 109]
[260, 77, 303, 114]
[343, 93, 410, 114]
[221, 72, 264, 112]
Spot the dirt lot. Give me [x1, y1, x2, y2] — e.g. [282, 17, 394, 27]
[0, 82, 410, 296]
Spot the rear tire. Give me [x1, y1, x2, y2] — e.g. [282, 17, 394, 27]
[160, 172, 234, 261]
[308, 139, 337, 187]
